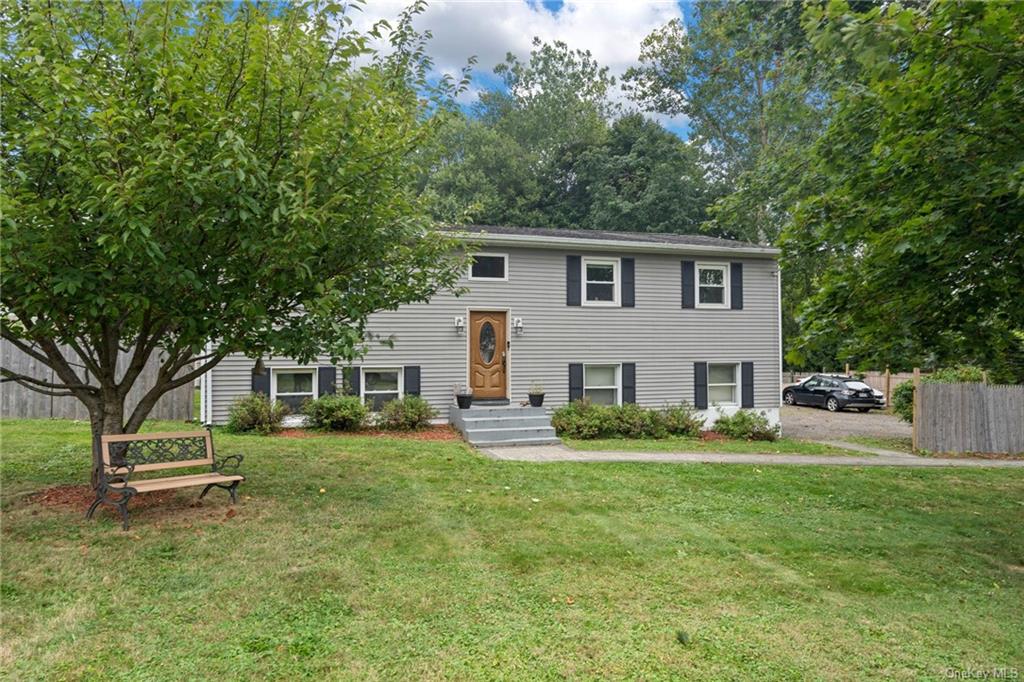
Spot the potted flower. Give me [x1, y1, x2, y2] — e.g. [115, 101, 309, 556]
[453, 384, 473, 409]
[528, 381, 545, 407]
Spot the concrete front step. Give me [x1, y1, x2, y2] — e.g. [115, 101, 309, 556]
[449, 405, 560, 446]
[463, 426, 558, 444]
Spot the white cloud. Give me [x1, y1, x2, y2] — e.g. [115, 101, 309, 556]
[345, 0, 688, 131]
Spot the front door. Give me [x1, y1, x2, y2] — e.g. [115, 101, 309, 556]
[469, 311, 507, 399]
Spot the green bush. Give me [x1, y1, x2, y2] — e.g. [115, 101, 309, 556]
[551, 399, 614, 439]
[712, 410, 780, 441]
[891, 381, 915, 423]
[610, 402, 668, 439]
[663, 403, 706, 437]
[226, 393, 289, 435]
[377, 395, 436, 431]
[893, 365, 987, 423]
[302, 394, 367, 431]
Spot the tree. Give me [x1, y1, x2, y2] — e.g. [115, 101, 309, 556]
[1, 0, 469, 477]
[784, 1, 1024, 380]
[421, 39, 711, 233]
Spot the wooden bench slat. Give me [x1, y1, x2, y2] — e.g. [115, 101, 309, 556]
[107, 459, 212, 474]
[107, 472, 244, 493]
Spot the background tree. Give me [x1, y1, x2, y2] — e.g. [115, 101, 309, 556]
[421, 39, 712, 233]
[784, 0, 1024, 380]
[0, 0, 470, 475]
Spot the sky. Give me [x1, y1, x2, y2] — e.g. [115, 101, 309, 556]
[345, 0, 695, 138]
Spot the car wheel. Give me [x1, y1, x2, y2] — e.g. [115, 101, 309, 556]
[783, 390, 795, 405]
[857, 407, 870, 413]
[826, 397, 841, 412]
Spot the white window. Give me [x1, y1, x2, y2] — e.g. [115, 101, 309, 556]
[362, 368, 403, 411]
[584, 364, 621, 405]
[708, 363, 738, 406]
[469, 253, 508, 281]
[696, 263, 729, 308]
[583, 257, 619, 306]
[272, 369, 316, 410]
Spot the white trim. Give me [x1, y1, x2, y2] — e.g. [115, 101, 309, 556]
[360, 367, 404, 411]
[707, 362, 740, 407]
[695, 262, 730, 310]
[776, 262, 783, 413]
[468, 252, 509, 282]
[581, 256, 620, 307]
[583, 363, 622, 406]
[271, 367, 318, 405]
[465, 308, 511, 400]
[451, 230, 780, 258]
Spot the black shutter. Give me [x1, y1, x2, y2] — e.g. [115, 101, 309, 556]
[681, 260, 695, 309]
[318, 366, 337, 396]
[252, 365, 270, 396]
[566, 255, 582, 306]
[621, 258, 635, 307]
[569, 363, 584, 402]
[343, 367, 360, 396]
[731, 262, 744, 310]
[622, 363, 636, 404]
[741, 361, 754, 408]
[694, 362, 708, 409]
[404, 366, 421, 396]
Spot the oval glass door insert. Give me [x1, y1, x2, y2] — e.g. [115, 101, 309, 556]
[479, 322, 496, 363]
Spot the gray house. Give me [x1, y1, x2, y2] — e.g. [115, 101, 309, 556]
[200, 225, 782, 444]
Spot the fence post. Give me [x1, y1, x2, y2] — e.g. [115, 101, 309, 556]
[884, 366, 891, 407]
[912, 367, 921, 452]
[844, 362, 850, 376]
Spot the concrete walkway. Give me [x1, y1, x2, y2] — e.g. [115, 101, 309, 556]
[481, 444, 1024, 468]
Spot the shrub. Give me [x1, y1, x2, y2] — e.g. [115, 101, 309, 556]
[893, 365, 987, 423]
[609, 402, 667, 439]
[891, 381, 915, 423]
[712, 409, 779, 441]
[226, 393, 289, 435]
[663, 403, 705, 437]
[302, 394, 367, 431]
[377, 395, 436, 431]
[551, 398, 613, 439]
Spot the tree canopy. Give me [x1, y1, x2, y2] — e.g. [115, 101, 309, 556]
[1, 0, 468, 453]
[420, 38, 713, 233]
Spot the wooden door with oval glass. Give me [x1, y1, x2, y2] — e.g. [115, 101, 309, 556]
[469, 311, 507, 399]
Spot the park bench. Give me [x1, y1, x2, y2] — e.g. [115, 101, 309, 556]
[86, 430, 245, 530]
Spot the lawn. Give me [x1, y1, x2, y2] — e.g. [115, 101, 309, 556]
[564, 435, 872, 456]
[2, 419, 1023, 680]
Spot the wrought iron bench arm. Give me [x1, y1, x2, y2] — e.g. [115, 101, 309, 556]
[212, 454, 244, 474]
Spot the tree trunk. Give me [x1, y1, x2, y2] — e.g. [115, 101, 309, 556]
[89, 399, 126, 490]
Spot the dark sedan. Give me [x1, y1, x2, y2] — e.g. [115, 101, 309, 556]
[782, 375, 885, 412]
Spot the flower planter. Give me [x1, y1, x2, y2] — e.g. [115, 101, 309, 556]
[455, 394, 473, 409]
[528, 393, 545, 407]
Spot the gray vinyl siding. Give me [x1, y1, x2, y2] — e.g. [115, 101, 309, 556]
[206, 245, 781, 424]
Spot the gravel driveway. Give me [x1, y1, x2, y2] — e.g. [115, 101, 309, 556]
[781, 405, 912, 440]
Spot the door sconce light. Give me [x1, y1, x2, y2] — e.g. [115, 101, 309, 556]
[513, 317, 524, 335]
[454, 316, 466, 334]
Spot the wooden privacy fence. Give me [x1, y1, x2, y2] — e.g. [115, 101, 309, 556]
[916, 382, 1024, 455]
[1, 339, 193, 422]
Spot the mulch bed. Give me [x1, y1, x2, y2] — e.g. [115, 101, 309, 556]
[276, 425, 460, 441]
[700, 430, 729, 442]
[31, 484, 177, 511]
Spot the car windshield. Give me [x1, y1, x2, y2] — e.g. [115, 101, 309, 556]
[844, 381, 871, 390]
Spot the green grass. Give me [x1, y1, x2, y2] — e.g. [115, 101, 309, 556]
[565, 435, 874, 456]
[2, 418, 1023, 680]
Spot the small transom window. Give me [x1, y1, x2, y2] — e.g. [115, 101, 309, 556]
[363, 368, 402, 411]
[697, 264, 728, 308]
[708, 363, 738, 405]
[584, 364, 620, 405]
[470, 254, 508, 280]
[583, 258, 619, 305]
